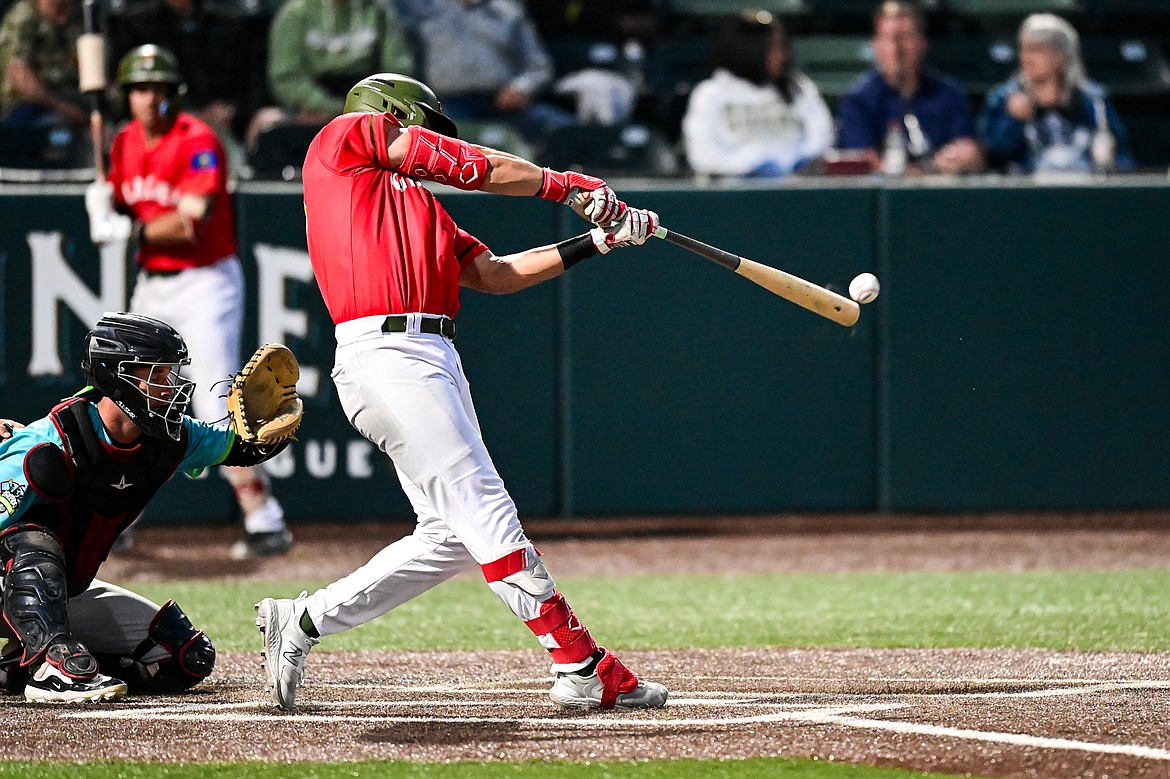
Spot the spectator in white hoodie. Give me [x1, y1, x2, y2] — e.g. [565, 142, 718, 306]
[682, 11, 832, 179]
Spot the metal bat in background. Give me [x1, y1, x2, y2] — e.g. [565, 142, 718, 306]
[651, 226, 861, 328]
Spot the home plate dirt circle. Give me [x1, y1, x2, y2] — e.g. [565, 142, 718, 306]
[2, 647, 1169, 777]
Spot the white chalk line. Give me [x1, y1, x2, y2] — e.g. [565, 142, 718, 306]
[58, 678, 1170, 761]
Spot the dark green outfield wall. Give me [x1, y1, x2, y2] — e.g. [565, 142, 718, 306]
[1, 179, 1165, 522]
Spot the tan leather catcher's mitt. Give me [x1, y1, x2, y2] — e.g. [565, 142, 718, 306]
[226, 343, 303, 446]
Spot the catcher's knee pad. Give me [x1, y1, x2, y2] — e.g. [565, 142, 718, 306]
[480, 543, 555, 598]
[524, 591, 597, 665]
[115, 599, 215, 692]
[0, 527, 70, 665]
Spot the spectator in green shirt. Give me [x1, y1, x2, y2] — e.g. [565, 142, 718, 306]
[0, 0, 85, 126]
[246, 0, 413, 148]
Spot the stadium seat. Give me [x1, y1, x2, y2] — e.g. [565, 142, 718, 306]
[541, 124, 680, 177]
[457, 121, 535, 161]
[792, 35, 874, 98]
[943, 0, 1082, 13]
[928, 36, 1018, 94]
[1081, 37, 1170, 96]
[245, 123, 321, 179]
[668, 0, 808, 16]
[0, 125, 89, 170]
[1123, 114, 1170, 168]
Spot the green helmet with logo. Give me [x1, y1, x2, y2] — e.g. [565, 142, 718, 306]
[343, 73, 458, 138]
[116, 44, 186, 113]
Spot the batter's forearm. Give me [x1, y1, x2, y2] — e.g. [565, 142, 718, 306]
[462, 245, 569, 294]
[141, 210, 198, 245]
[478, 148, 544, 196]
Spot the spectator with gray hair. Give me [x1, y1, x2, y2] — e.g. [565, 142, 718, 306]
[979, 13, 1134, 174]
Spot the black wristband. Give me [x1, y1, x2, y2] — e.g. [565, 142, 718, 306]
[556, 233, 597, 269]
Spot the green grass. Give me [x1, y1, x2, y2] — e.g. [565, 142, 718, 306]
[149, 569, 1170, 654]
[0, 759, 968, 778]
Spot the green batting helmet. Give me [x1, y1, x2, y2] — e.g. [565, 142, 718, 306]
[116, 44, 185, 116]
[344, 73, 459, 138]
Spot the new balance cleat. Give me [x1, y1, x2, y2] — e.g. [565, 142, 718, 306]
[256, 592, 318, 710]
[550, 648, 668, 711]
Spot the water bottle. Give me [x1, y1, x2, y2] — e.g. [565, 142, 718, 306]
[1090, 97, 1116, 176]
[881, 119, 907, 177]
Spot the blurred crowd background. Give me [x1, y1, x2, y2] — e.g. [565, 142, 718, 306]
[1, 0, 1169, 181]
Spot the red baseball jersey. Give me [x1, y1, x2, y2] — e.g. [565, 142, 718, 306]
[107, 112, 236, 272]
[302, 112, 490, 324]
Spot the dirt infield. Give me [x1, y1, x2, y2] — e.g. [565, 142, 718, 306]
[3, 513, 1170, 777]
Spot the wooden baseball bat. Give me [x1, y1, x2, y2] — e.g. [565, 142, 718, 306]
[652, 227, 860, 328]
[77, 0, 106, 179]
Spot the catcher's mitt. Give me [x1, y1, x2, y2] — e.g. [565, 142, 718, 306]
[226, 343, 304, 446]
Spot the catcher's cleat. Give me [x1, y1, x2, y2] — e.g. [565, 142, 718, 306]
[231, 528, 293, 560]
[24, 661, 128, 705]
[549, 648, 668, 711]
[256, 592, 317, 710]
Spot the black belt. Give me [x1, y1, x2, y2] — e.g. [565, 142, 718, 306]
[381, 315, 456, 340]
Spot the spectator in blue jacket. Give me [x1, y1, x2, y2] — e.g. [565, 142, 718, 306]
[836, 0, 982, 175]
[978, 13, 1133, 174]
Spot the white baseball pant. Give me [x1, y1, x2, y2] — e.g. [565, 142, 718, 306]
[301, 314, 590, 671]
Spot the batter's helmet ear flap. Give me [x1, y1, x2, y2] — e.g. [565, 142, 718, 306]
[344, 73, 459, 138]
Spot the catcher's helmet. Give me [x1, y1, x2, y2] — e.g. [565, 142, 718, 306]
[116, 44, 186, 112]
[343, 73, 459, 138]
[82, 312, 195, 441]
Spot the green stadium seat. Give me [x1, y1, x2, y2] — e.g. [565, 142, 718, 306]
[1123, 114, 1170, 168]
[541, 124, 680, 177]
[669, 0, 808, 17]
[457, 121, 535, 162]
[1082, 37, 1170, 96]
[792, 35, 874, 98]
[944, 0, 1082, 14]
[929, 36, 1018, 94]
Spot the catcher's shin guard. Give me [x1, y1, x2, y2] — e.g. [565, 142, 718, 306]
[103, 599, 215, 692]
[0, 527, 71, 666]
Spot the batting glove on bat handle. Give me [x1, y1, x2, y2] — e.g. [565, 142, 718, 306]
[589, 208, 659, 254]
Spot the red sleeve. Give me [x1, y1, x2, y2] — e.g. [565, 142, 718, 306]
[454, 227, 489, 269]
[314, 113, 403, 173]
[177, 131, 226, 197]
[106, 133, 125, 207]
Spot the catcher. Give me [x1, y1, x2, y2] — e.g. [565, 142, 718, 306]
[0, 312, 301, 703]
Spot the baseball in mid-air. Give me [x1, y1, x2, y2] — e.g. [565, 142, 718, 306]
[849, 272, 881, 304]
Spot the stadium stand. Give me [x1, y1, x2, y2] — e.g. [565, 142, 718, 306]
[792, 34, 874, 99]
[541, 123, 680, 177]
[668, 0, 808, 16]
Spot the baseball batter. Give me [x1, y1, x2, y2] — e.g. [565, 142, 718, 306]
[256, 73, 667, 711]
[0, 313, 292, 703]
[85, 45, 290, 559]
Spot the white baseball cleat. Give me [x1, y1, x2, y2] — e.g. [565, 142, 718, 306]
[549, 648, 668, 711]
[255, 592, 318, 711]
[24, 662, 128, 704]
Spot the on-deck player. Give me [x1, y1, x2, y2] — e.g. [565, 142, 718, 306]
[256, 73, 668, 711]
[84, 45, 292, 559]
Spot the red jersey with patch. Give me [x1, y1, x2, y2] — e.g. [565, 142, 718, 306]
[107, 111, 236, 272]
[302, 112, 490, 324]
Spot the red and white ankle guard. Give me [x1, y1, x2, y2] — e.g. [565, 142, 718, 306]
[396, 125, 489, 190]
[595, 649, 640, 709]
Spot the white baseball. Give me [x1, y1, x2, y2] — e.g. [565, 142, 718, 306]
[849, 272, 880, 304]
